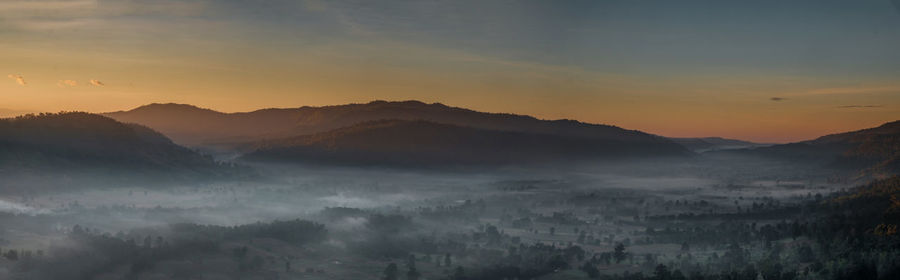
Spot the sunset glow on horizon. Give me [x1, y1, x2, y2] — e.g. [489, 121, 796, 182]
[3, 0, 900, 143]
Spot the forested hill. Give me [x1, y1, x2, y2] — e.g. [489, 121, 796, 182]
[240, 119, 692, 167]
[721, 120, 900, 177]
[104, 100, 686, 152]
[0, 112, 237, 178]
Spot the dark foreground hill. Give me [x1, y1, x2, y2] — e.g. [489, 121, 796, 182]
[240, 119, 692, 167]
[0, 112, 239, 180]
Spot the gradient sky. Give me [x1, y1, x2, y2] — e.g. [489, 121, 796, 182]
[2, 0, 900, 143]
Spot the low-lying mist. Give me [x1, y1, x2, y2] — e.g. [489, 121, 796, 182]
[0, 155, 869, 279]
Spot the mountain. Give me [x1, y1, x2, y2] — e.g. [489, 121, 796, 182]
[670, 137, 769, 152]
[240, 119, 692, 166]
[0, 112, 234, 178]
[104, 103, 303, 147]
[733, 120, 900, 175]
[104, 101, 684, 150]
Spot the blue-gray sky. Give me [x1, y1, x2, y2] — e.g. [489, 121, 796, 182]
[2, 0, 899, 142]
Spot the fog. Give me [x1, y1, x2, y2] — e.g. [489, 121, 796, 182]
[2, 154, 876, 280]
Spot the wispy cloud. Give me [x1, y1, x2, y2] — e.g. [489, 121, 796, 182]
[57, 79, 78, 87]
[806, 86, 900, 95]
[301, 0, 328, 12]
[0, 0, 207, 31]
[10, 18, 98, 31]
[0, 0, 96, 11]
[836, 105, 883, 109]
[89, 79, 104, 86]
[7, 74, 26, 86]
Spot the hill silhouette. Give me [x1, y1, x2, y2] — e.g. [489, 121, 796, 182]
[240, 119, 692, 167]
[0, 112, 235, 178]
[729, 120, 900, 176]
[104, 100, 684, 149]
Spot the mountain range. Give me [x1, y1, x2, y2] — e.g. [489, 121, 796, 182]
[2, 101, 897, 173]
[104, 101, 679, 146]
[104, 100, 692, 165]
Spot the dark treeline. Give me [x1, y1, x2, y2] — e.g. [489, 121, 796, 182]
[4, 219, 326, 280]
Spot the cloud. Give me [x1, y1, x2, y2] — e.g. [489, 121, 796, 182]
[0, 0, 207, 32]
[836, 105, 883, 109]
[770, 97, 786, 101]
[57, 79, 78, 87]
[7, 74, 26, 86]
[89, 79, 104, 86]
[0, 0, 96, 11]
[806, 86, 900, 95]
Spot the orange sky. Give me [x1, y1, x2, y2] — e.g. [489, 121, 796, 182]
[1, 46, 897, 143]
[2, 0, 899, 143]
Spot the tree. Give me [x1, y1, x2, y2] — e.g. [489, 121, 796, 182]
[614, 243, 627, 264]
[444, 253, 452, 267]
[383, 263, 399, 280]
[3, 249, 18, 261]
[795, 244, 814, 263]
[724, 243, 745, 268]
[406, 254, 416, 269]
[232, 246, 248, 261]
[406, 267, 421, 280]
[453, 266, 465, 280]
[72, 225, 84, 235]
[654, 264, 671, 280]
[547, 255, 569, 270]
[406, 254, 420, 280]
[741, 265, 758, 280]
[581, 261, 600, 278]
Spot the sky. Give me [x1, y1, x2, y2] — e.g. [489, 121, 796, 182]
[2, 0, 900, 143]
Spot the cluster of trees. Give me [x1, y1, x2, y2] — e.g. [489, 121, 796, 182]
[390, 177, 900, 280]
[6, 219, 327, 279]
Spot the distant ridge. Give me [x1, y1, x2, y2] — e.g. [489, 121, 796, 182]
[670, 137, 769, 153]
[104, 100, 692, 165]
[241, 119, 692, 166]
[105, 100, 676, 147]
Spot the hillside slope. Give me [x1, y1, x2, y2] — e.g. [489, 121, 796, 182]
[0, 112, 233, 177]
[104, 101, 685, 153]
[241, 119, 692, 166]
[729, 120, 900, 176]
